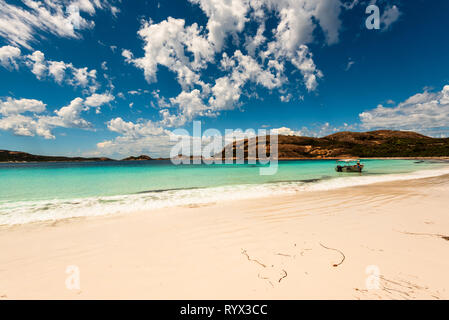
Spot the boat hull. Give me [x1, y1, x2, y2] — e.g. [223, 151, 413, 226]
[335, 164, 364, 172]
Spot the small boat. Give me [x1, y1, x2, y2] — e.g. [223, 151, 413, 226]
[335, 159, 364, 172]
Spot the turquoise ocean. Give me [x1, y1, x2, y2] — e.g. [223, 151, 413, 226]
[1, 159, 448, 225]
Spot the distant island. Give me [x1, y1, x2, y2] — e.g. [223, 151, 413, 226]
[122, 155, 167, 161]
[0, 151, 163, 163]
[122, 155, 154, 161]
[1, 130, 449, 163]
[0, 150, 115, 163]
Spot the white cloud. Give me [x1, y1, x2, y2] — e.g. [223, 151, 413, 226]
[0, 45, 21, 69]
[26, 50, 47, 79]
[70, 67, 97, 90]
[0, 47, 99, 90]
[48, 60, 69, 83]
[0, 97, 46, 115]
[381, 5, 401, 31]
[0, 0, 118, 49]
[168, 89, 209, 125]
[290, 45, 323, 91]
[122, 0, 347, 128]
[95, 0, 356, 155]
[121, 49, 133, 61]
[244, 23, 266, 56]
[52, 97, 91, 128]
[206, 50, 284, 113]
[124, 17, 213, 90]
[208, 76, 242, 112]
[0, 98, 55, 138]
[0, 92, 114, 139]
[0, 114, 52, 138]
[230, 50, 283, 90]
[314, 0, 343, 45]
[188, 0, 250, 51]
[359, 85, 449, 135]
[107, 117, 168, 137]
[84, 92, 114, 108]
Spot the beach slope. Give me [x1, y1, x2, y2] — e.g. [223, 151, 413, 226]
[1, 175, 449, 299]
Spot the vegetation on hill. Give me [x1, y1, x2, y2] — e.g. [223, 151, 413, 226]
[219, 130, 449, 159]
[0, 150, 113, 162]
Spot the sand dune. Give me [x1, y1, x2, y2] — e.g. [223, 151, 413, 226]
[1, 175, 449, 299]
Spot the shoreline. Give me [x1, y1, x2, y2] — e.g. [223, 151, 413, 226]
[1, 174, 449, 299]
[2, 164, 449, 226]
[2, 157, 449, 164]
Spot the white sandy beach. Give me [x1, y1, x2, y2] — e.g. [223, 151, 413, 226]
[0, 174, 449, 300]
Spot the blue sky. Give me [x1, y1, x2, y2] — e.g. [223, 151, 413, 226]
[1, 0, 449, 158]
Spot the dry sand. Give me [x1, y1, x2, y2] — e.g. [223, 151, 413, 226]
[0, 175, 449, 299]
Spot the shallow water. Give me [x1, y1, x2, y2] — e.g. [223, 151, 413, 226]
[0, 159, 447, 225]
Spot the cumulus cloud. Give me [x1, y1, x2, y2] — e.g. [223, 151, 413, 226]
[0, 93, 114, 139]
[168, 89, 208, 125]
[48, 60, 69, 83]
[70, 67, 98, 90]
[0, 114, 53, 138]
[120, 0, 348, 130]
[0, 0, 119, 49]
[123, 17, 213, 90]
[188, 0, 250, 51]
[0, 97, 46, 116]
[0, 97, 53, 138]
[97, 0, 357, 156]
[290, 45, 323, 92]
[26, 50, 47, 79]
[0, 46, 99, 91]
[0, 45, 21, 69]
[359, 85, 449, 136]
[107, 117, 168, 137]
[51, 97, 91, 128]
[84, 92, 114, 107]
